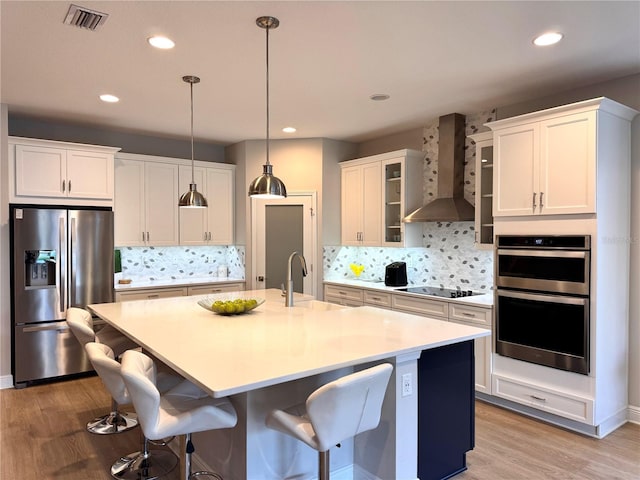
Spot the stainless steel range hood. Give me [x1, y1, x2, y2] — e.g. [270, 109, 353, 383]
[404, 113, 475, 223]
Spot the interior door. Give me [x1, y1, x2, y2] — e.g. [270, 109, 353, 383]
[252, 193, 316, 296]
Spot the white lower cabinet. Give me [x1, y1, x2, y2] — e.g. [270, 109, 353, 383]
[363, 290, 392, 309]
[324, 283, 493, 394]
[116, 282, 245, 302]
[187, 283, 245, 295]
[449, 303, 492, 394]
[492, 374, 592, 424]
[324, 285, 364, 307]
[116, 287, 188, 302]
[391, 294, 448, 320]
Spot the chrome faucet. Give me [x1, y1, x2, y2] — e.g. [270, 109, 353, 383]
[285, 251, 308, 307]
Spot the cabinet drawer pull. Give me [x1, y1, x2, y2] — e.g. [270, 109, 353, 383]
[530, 394, 546, 402]
[148, 294, 160, 299]
[461, 312, 476, 317]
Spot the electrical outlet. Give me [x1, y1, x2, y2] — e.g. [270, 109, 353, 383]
[401, 373, 413, 397]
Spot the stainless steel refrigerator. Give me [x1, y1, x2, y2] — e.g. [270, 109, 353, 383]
[10, 205, 114, 387]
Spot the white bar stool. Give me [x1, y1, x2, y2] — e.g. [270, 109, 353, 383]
[120, 349, 238, 480]
[266, 363, 393, 480]
[67, 307, 139, 434]
[85, 342, 184, 479]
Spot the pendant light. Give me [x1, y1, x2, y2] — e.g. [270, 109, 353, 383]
[179, 75, 208, 208]
[248, 16, 287, 199]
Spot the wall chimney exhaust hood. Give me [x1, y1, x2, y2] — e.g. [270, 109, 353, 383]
[404, 113, 475, 223]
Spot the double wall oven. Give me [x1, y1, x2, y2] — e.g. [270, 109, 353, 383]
[495, 235, 591, 375]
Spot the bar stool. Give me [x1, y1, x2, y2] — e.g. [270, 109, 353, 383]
[120, 349, 238, 480]
[85, 342, 183, 479]
[265, 363, 393, 480]
[67, 307, 139, 434]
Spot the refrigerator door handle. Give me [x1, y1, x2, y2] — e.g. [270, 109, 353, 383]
[70, 216, 76, 306]
[59, 216, 66, 314]
[23, 323, 70, 333]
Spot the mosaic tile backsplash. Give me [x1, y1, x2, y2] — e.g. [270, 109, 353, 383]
[323, 222, 493, 292]
[118, 245, 245, 281]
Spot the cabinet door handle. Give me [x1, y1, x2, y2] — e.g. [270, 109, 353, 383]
[532, 192, 537, 209]
[208, 232, 212, 241]
[540, 191, 544, 208]
[62, 180, 66, 192]
[68, 180, 71, 192]
[142, 231, 145, 242]
[146, 232, 150, 241]
[204, 232, 208, 241]
[530, 394, 546, 402]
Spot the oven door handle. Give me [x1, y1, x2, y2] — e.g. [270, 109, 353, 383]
[497, 289, 588, 305]
[497, 249, 588, 259]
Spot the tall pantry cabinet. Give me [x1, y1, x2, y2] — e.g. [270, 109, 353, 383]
[487, 97, 638, 437]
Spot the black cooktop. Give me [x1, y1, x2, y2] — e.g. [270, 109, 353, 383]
[397, 286, 479, 299]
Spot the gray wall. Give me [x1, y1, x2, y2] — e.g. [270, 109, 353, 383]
[8, 114, 227, 162]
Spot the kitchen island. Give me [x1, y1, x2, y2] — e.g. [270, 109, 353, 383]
[89, 289, 489, 480]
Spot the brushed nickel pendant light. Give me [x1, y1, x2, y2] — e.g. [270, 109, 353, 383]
[248, 16, 287, 199]
[179, 75, 208, 208]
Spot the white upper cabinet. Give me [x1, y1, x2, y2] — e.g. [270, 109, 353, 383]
[468, 131, 494, 248]
[489, 98, 633, 217]
[178, 164, 235, 245]
[114, 155, 179, 246]
[341, 161, 382, 246]
[10, 137, 119, 206]
[340, 149, 422, 247]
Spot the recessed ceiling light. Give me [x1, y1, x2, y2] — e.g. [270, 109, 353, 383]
[148, 36, 175, 49]
[533, 32, 563, 46]
[370, 94, 390, 101]
[282, 127, 297, 133]
[99, 94, 119, 103]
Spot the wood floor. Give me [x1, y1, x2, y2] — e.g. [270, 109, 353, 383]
[1, 375, 638, 479]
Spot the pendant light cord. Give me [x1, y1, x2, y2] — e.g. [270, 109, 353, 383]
[265, 23, 271, 167]
[190, 80, 195, 183]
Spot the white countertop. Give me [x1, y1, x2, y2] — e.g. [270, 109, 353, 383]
[114, 276, 245, 291]
[89, 289, 489, 398]
[323, 279, 494, 307]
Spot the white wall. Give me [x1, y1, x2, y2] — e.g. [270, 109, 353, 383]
[1, 104, 10, 386]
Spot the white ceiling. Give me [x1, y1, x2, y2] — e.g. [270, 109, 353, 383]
[2, 1, 639, 146]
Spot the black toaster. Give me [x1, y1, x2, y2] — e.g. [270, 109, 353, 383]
[385, 262, 407, 287]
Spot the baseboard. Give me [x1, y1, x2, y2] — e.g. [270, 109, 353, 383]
[0, 374, 14, 389]
[628, 404, 640, 425]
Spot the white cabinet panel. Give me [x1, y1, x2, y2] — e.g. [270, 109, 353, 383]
[179, 165, 234, 245]
[144, 162, 179, 245]
[493, 123, 538, 216]
[340, 150, 422, 247]
[491, 107, 598, 217]
[114, 157, 179, 246]
[15, 144, 66, 197]
[539, 112, 596, 214]
[11, 138, 118, 204]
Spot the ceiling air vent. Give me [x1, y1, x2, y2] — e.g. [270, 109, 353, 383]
[63, 4, 109, 31]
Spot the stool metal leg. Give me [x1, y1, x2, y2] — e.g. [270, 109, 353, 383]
[87, 398, 138, 435]
[185, 433, 223, 480]
[111, 435, 178, 480]
[319, 450, 330, 480]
